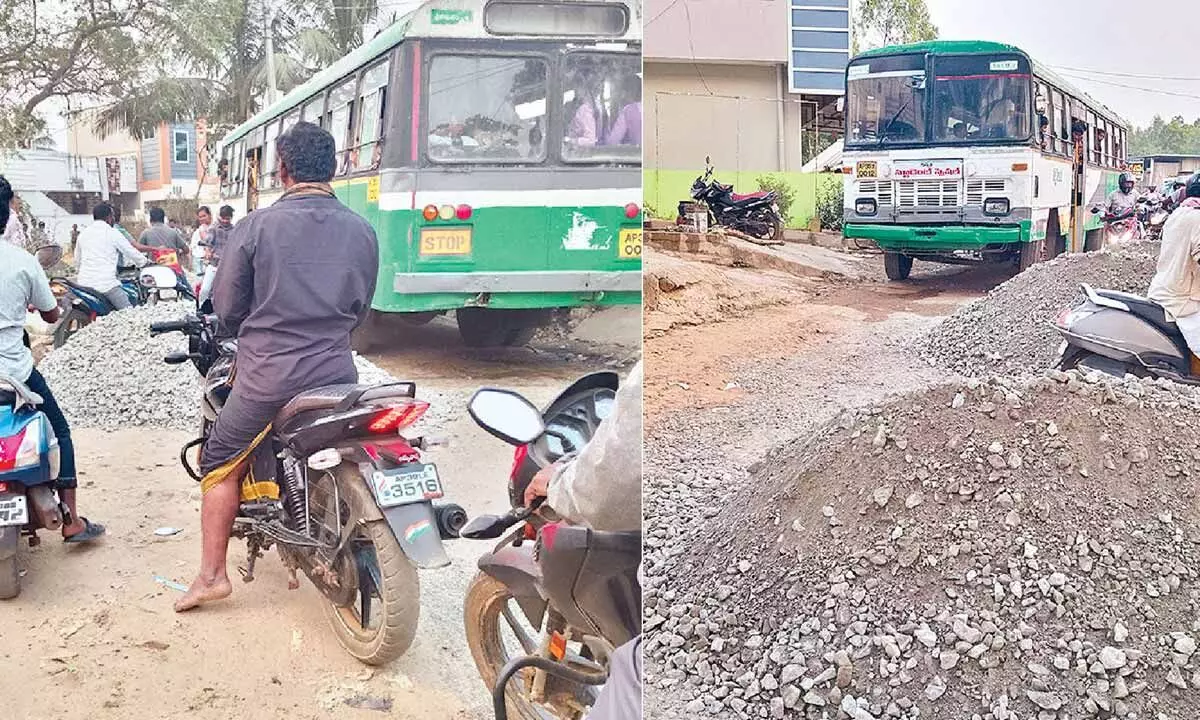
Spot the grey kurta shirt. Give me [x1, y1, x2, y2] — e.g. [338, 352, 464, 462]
[211, 193, 379, 403]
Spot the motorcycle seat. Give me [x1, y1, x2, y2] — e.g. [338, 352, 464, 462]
[1095, 289, 1183, 339]
[732, 191, 770, 202]
[274, 382, 417, 429]
[56, 279, 117, 314]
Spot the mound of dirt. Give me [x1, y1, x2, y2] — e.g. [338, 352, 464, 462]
[921, 244, 1161, 377]
[645, 370, 1200, 719]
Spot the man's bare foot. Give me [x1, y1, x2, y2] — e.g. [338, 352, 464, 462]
[174, 575, 232, 612]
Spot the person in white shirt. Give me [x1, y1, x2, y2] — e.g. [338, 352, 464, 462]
[191, 205, 212, 276]
[3, 195, 26, 249]
[1149, 173, 1200, 374]
[75, 202, 146, 310]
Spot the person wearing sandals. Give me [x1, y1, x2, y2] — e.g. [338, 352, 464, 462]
[0, 175, 105, 545]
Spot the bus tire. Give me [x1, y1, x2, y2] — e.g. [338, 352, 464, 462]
[1084, 228, 1103, 252]
[883, 252, 912, 281]
[456, 308, 510, 348]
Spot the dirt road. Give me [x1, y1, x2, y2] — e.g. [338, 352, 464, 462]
[1, 308, 638, 720]
[642, 255, 1014, 717]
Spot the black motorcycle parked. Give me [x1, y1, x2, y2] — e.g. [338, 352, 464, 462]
[677, 156, 785, 242]
[150, 313, 467, 665]
[460, 373, 641, 720]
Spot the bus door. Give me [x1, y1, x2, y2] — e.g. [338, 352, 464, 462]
[1069, 115, 1087, 253]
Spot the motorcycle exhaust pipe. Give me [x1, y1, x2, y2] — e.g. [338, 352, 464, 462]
[434, 503, 468, 539]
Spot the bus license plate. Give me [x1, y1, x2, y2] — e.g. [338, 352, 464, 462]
[618, 228, 642, 259]
[0, 495, 28, 527]
[856, 161, 877, 178]
[371, 464, 444, 508]
[420, 228, 472, 256]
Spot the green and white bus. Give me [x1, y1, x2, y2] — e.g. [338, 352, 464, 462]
[217, 0, 643, 346]
[841, 40, 1129, 280]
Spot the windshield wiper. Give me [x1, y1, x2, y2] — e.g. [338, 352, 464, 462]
[878, 98, 911, 146]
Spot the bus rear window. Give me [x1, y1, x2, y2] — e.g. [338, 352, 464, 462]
[562, 53, 640, 163]
[426, 55, 548, 163]
[484, 1, 628, 36]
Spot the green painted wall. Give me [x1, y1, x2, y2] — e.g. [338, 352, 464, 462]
[643, 170, 841, 229]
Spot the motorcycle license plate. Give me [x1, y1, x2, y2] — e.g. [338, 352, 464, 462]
[0, 495, 28, 527]
[370, 464, 444, 508]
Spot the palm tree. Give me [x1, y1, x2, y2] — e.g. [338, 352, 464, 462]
[295, 0, 380, 70]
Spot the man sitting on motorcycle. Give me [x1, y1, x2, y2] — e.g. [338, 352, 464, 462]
[1149, 173, 1200, 375]
[175, 122, 379, 612]
[523, 360, 642, 720]
[1105, 172, 1138, 224]
[0, 175, 105, 545]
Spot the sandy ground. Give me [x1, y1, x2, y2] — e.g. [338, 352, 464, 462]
[642, 253, 1017, 717]
[2, 307, 639, 720]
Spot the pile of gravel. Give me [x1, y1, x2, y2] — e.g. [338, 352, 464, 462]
[39, 304, 409, 431]
[921, 244, 1161, 377]
[645, 370, 1200, 719]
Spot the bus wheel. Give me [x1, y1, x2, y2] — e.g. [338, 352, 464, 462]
[883, 252, 912, 281]
[456, 309, 547, 348]
[351, 310, 382, 353]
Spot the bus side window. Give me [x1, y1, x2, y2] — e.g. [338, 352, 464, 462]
[354, 60, 390, 172]
[262, 119, 281, 190]
[1052, 90, 1066, 154]
[302, 94, 326, 127]
[327, 77, 358, 176]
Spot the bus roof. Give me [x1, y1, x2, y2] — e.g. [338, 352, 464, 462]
[851, 40, 1127, 129]
[222, 0, 641, 147]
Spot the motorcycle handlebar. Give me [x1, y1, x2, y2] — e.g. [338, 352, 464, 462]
[149, 319, 191, 335]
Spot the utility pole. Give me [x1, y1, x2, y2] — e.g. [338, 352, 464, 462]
[265, 0, 278, 105]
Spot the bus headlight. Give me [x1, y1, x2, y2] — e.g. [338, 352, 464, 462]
[855, 198, 878, 216]
[983, 198, 1010, 216]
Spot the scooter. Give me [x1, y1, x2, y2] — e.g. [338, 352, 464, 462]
[676, 156, 784, 242]
[1092, 206, 1143, 244]
[460, 373, 640, 720]
[0, 376, 65, 600]
[1053, 283, 1197, 383]
[1136, 195, 1169, 241]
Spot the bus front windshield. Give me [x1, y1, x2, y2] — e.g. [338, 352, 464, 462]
[846, 73, 927, 146]
[933, 73, 1031, 143]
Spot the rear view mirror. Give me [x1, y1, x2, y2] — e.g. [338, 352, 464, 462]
[468, 389, 545, 446]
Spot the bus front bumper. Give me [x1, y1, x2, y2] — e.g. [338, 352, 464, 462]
[844, 223, 1028, 253]
[392, 270, 641, 295]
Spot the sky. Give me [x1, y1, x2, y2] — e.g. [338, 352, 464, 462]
[923, 0, 1200, 128]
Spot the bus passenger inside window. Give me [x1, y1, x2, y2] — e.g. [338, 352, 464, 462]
[562, 53, 641, 161]
[427, 55, 547, 162]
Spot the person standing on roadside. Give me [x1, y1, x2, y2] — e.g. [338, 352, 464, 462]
[0, 175, 105, 545]
[75, 202, 146, 310]
[4, 194, 26, 248]
[197, 205, 235, 309]
[192, 206, 212, 276]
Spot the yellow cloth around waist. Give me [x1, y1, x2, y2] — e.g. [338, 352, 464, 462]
[199, 424, 279, 502]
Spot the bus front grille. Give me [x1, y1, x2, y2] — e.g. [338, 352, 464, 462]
[896, 180, 959, 208]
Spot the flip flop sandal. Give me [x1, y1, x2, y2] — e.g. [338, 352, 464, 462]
[64, 517, 106, 544]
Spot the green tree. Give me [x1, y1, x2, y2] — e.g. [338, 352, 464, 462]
[1128, 115, 1200, 157]
[852, 0, 938, 55]
[0, 0, 172, 147]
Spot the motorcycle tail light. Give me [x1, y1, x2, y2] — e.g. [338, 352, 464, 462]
[509, 443, 529, 481]
[367, 401, 430, 434]
[0, 482, 6, 492]
[0, 428, 28, 471]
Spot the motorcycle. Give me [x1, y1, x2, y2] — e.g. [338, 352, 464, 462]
[460, 373, 641, 720]
[676, 156, 784, 242]
[0, 375, 64, 600]
[49, 258, 196, 348]
[1135, 195, 1169, 241]
[1053, 283, 1197, 383]
[151, 313, 468, 665]
[1092, 205, 1143, 244]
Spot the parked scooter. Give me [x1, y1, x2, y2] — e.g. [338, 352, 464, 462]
[461, 373, 640, 720]
[1053, 283, 1197, 382]
[676, 156, 784, 242]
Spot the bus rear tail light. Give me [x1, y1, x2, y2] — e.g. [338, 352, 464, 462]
[422, 205, 438, 221]
[438, 204, 456, 221]
[1011, 163, 1029, 171]
[624, 203, 640, 219]
[456, 204, 473, 220]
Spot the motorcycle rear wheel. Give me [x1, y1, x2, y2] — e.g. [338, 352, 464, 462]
[0, 529, 20, 599]
[317, 467, 420, 666]
[52, 308, 90, 349]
